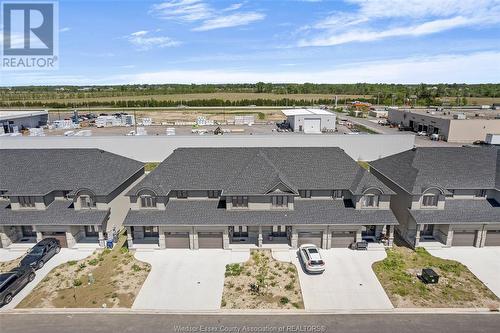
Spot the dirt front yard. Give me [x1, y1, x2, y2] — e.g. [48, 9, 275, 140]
[0, 255, 24, 273]
[221, 250, 304, 310]
[373, 245, 500, 309]
[17, 233, 150, 308]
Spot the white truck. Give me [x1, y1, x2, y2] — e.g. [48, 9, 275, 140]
[485, 134, 500, 145]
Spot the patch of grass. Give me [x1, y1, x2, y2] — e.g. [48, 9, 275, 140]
[88, 259, 99, 266]
[73, 279, 83, 287]
[373, 245, 500, 308]
[67, 260, 77, 266]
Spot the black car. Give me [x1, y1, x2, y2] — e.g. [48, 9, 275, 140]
[0, 267, 35, 306]
[20, 238, 61, 270]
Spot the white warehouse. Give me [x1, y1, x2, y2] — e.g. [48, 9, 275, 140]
[282, 108, 336, 133]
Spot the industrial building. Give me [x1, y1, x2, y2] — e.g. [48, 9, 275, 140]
[388, 108, 500, 143]
[282, 109, 336, 133]
[0, 110, 48, 134]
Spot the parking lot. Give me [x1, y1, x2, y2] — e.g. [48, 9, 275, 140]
[428, 247, 500, 298]
[133, 249, 249, 310]
[273, 249, 393, 311]
[0, 249, 95, 310]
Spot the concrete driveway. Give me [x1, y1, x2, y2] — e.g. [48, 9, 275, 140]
[1, 248, 94, 310]
[428, 247, 500, 298]
[133, 249, 249, 310]
[273, 249, 393, 311]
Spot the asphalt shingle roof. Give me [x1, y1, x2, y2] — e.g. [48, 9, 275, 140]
[123, 199, 398, 226]
[0, 149, 144, 196]
[410, 199, 500, 224]
[369, 147, 499, 194]
[0, 200, 109, 226]
[128, 147, 393, 196]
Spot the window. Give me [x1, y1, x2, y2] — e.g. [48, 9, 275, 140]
[272, 196, 288, 208]
[232, 196, 248, 208]
[299, 190, 311, 198]
[140, 195, 156, 208]
[232, 226, 248, 237]
[208, 190, 219, 198]
[332, 190, 343, 199]
[79, 195, 96, 209]
[422, 194, 438, 207]
[362, 194, 379, 208]
[85, 226, 99, 237]
[272, 225, 287, 237]
[143, 226, 159, 237]
[22, 226, 36, 238]
[19, 196, 36, 208]
[177, 190, 188, 199]
[475, 189, 487, 198]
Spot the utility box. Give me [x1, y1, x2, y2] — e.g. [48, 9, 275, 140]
[421, 268, 439, 284]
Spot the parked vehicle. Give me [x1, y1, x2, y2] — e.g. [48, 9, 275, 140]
[398, 125, 413, 131]
[298, 244, 325, 274]
[430, 133, 440, 141]
[20, 238, 60, 270]
[417, 131, 427, 136]
[0, 267, 36, 306]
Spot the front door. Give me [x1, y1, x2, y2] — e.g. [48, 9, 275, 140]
[421, 224, 434, 237]
[144, 226, 159, 238]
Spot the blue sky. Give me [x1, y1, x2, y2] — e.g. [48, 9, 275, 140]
[2, 0, 500, 85]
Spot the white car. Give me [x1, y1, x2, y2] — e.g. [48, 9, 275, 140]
[298, 244, 325, 274]
[417, 131, 427, 136]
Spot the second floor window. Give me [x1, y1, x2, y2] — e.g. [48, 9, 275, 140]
[232, 196, 248, 208]
[332, 190, 343, 199]
[19, 196, 36, 208]
[272, 196, 288, 208]
[140, 195, 156, 208]
[362, 194, 379, 208]
[299, 190, 311, 198]
[208, 190, 219, 198]
[475, 189, 487, 198]
[80, 195, 96, 208]
[422, 194, 438, 207]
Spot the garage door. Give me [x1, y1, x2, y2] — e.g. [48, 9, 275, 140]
[298, 232, 322, 248]
[165, 232, 190, 249]
[331, 231, 355, 248]
[452, 231, 476, 246]
[485, 230, 500, 246]
[198, 232, 223, 249]
[42, 232, 68, 248]
[303, 119, 321, 133]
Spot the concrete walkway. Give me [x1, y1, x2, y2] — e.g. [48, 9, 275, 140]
[0, 249, 25, 262]
[133, 249, 249, 310]
[428, 247, 500, 298]
[1, 248, 95, 310]
[273, 248, 393, 311]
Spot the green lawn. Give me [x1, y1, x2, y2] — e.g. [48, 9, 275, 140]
[373, 246, 499, 308]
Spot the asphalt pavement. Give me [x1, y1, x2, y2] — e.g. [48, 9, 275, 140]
[1, 312, 500, 333]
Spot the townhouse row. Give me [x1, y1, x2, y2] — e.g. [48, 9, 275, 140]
[1, 146, 499, 250]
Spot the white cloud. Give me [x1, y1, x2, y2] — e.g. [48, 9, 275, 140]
[299, 0, 500, 46]
[125, 30, 180, 51]
[151, 1, 265, 31]
[59, 27, 71, 33]
[3, 51, 499, 85]
[193, 12, 265, 31]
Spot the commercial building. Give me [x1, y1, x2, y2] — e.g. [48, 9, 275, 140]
[0, 110, 48, 134]
[0, 149, 144, 248]
[123, 147, 398, 250]
[282, 109, 336, 133]
[370, 147, 500, 248]
[388, 108, 500, 143]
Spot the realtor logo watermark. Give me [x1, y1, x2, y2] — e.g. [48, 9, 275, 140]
[1, 1, 58, 70]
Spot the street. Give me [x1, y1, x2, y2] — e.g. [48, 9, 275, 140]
[1, 312, 499, 333]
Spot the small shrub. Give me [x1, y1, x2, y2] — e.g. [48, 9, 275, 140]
[285, 282, 294, 291]
[55, 272, 61, 277]
[120, 247, 129, 254]
[286, 267, 295, 273]
[280, 297, 289, 305]
[88, 259, 99, 266]
[68, 260, 77, 266]
[73, 279, 83, 287]
[225, 263, 243, 277]
[221, 299, 227, 307]
[292, 302, 300, 309]
[132, 264, 141, 272]
[102, 248, 111, 255]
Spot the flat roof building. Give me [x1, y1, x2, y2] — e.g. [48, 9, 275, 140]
[388, 108, 500, 143]
[282, 108, 336, 134]
[0, 110, 49, 134]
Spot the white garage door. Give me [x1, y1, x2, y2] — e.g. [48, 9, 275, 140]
[303, 118, 321, 133]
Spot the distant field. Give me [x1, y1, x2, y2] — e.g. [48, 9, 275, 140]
[438, 96, 500, 104]
[3, 92, 372, 104]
